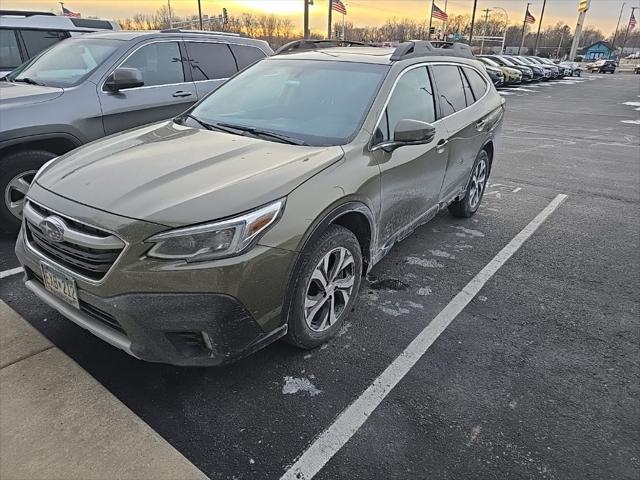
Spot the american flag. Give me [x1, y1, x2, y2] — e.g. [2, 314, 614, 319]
[630, 11, 637, 30]
[525, 8, 536, 24]
[431, 3, 448, 22]
[332, 0, 347, 16]
[62, 6, 81, 18]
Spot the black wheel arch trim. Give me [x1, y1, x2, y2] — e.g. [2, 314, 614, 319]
[0, 131, 83, 154]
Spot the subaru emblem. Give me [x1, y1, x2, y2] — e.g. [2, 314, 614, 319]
[40, 216, 66, 243]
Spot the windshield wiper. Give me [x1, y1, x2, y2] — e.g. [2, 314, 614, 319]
[216, 122, 307, 146]
[180, 114, 247, 136]
[14, 77, 43, 86]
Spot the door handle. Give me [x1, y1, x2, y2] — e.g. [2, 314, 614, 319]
[436, 139, 448, 153]
[172, 91, 193, 98]
[476, 119, 487, 130]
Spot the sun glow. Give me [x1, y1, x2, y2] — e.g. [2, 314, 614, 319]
[235, 1, 304, 15]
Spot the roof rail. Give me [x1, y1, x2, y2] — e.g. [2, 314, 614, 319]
[390, 40, 474, 61]
[0, 10, 56, 17]
[275, 39, 373, 55]
[159, 28, 240, 37]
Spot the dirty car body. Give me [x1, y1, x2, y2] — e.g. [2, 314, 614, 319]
[16, 42, 504, 366]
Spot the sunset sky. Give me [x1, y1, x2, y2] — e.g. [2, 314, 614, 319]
[3, 0, 634, 35]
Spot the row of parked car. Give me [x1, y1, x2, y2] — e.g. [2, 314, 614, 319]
[475, 54, 582, 87]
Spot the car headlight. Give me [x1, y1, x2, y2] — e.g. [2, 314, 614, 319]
[146, 199, 285, 262]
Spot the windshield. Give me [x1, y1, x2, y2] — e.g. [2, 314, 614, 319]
[508, 57, 527, 66]
[8, 38, 120, 87]
[522, 57, 541, 65]
[495, 56, 516, 67]
[188, 59, 389, 146]
[479, 57, 499, 67]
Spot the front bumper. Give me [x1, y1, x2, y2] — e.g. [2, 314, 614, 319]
[15, 185, 297, 366]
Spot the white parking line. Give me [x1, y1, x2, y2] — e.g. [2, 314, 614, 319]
[0, 267, 23, 280]
[280, 194, 568, 480]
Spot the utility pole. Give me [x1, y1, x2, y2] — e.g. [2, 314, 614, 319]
[621, 6, 639, 57]
[197, 0, 203, 29]
[303, 0, 310, 38]
[518, 2, 532, 55]
[568, 0, 590, 61]
[468, 0, 478, 46]
[611, 2, 626, 58]
[480, 8, 491, 54]
[428, 0, 435, 40]
[327, 0, 332, 38]
[533, 0, 546, 55]
[167, 0, 173, 28]
[556, 26, 566, 58]
[493, 6, 508, 54]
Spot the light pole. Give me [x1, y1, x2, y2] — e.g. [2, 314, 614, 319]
[611, 2, 627, 58]
[533, 0, 547, 55]
[468, 0, 478, 46]
[492, 6, 508, 54]
[480, 8, 492, 54]
[197, 0, 203, 29]
[167, 0, 173, 28]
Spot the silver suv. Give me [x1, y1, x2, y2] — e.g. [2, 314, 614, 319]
[0, 29, 272, 231]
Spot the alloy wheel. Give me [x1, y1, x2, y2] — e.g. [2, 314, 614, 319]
[304, 247, 355, 332]
[468, 158, 487, 210]
[4, 170, 37, 219]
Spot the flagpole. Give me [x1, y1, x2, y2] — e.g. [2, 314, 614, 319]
[518, 2, 532, 55]
[342, 13, 345, 40]
[428, 0, 435, 40]
[468, 0, 478, 46]
[621, 7, 638, 57]
[611, 2, 626, 58]
[443, 0, 447, 40]
[328, 0, 333, 38]
[533, 0, 547, 55]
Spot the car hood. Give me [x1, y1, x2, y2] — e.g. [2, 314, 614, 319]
[36, 121, 344, 227]
[0, 81, 63, 106]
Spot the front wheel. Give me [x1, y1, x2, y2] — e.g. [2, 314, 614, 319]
[448, 149, 490, 218]
[1, 150, 57, 233]
[284, 224, 362, 349]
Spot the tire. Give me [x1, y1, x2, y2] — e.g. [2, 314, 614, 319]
[1, 150, 56, 233]
[284, 224, 363, 349]
[448, 149, 490, 219]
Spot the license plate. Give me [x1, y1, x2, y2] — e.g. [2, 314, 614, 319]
[41, 263, 79, 309]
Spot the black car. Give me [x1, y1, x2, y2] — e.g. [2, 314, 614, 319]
[590, 59, 616, 74]
[483, 55, 535, 82]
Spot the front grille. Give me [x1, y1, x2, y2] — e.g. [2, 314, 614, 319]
[24, 201, 124, 281]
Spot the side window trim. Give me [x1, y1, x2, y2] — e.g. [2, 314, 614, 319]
[458, 66, 474, 106]
[370, 64, 436, 148]
[1, 28, 27, 67]
[100, 40, 188, 92]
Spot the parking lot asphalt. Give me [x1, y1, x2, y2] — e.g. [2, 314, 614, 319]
[1, 73, 638, 480]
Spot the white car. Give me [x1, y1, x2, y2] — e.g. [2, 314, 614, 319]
[0, 10, 119, 76]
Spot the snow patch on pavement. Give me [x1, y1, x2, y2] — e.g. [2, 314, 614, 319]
[453, 226, 485, 238]
[282, 376, 322, 396]
[417, 287, 432, 296]
[429, 249, 455, 259]
[406, 257, 445, 268]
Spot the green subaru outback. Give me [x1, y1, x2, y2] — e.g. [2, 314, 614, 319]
[16, 41, 504, 366]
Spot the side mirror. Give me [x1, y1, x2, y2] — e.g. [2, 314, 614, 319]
[104, 67, 144, 92]
[372, 119, 436, 152]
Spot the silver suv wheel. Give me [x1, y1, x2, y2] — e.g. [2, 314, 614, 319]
[4, 170, 36, 220]
[468, 158, 487, 210]
[304, 247, 355, 332]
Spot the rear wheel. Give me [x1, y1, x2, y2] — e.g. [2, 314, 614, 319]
[448, 149, 489, 218]
[1, 150, 56, 233]
[284, 224, 362, 349]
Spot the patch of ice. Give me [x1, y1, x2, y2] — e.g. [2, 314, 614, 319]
[453, 226, 485, 238]
[338, 321, 352, 336]
[429, 249, 455, 259]
[509, 400, 518, 409]
[417, 286, 432, 296]
[621, 119, 640, 125]
[380, 304, 410, 316]
[406, 301, 424, 309]
[282, 376, 322, 396]
[478, 295, 488, 302]
[406, 257, 445, 268]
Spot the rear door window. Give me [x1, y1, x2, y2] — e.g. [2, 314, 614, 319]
[459, 67, 474, 106]
[185, 42, 237, 81]
[431, 65, 467, 117]
[230, 44, 266, 70]
[121, 41, 185, 87]
[19, 29, 68, 57]
[463, 67, 488, 102]
[0, 29, 22, 70]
